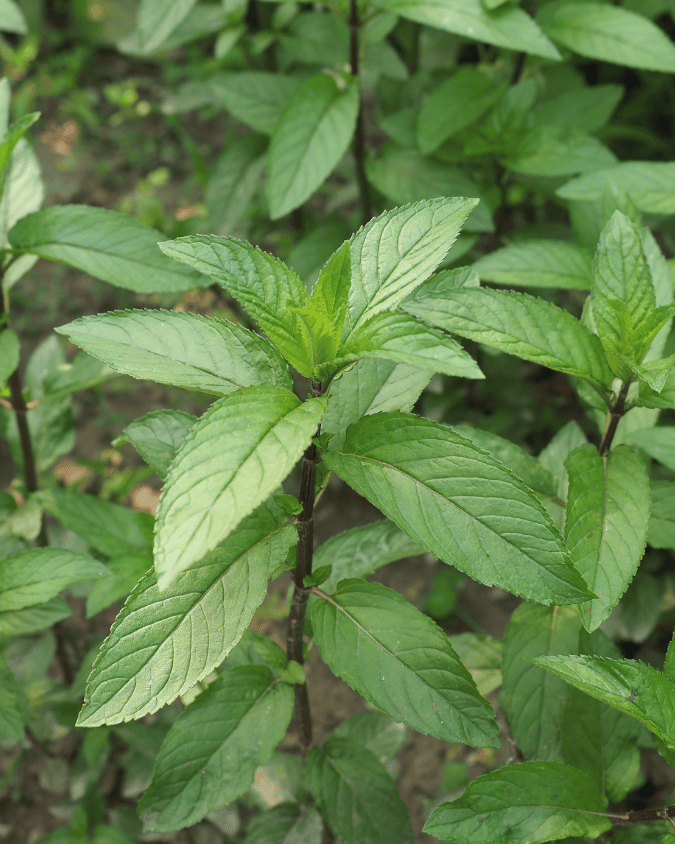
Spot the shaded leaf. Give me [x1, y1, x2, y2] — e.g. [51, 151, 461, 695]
[648, 481, 675, 549]
[206, 134, 267, 234]
[0, 596, 71, 637]
[210, 72, 304, 134]
[557, 163, 675, 215]
[0, 653, 24, 740]
[135, 0, 198, 53]
[0, 327, 19, 383]
[504, 126, 617, 178]
[474, 240, 592, 290]
[331, 712, 407, 764]
[626, 427, 675, 473]
[532, 83, 623, 134]
[114, 410, 196, 480]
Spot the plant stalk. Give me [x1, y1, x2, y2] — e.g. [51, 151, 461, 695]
[348, 0, 372, 225]
[598, 379, 631, 456]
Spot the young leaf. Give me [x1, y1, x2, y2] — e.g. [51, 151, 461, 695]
[565, 445, 650, 632]
[154, 386, 325, 589]
[402, 287, 614, 395]
[0, 548, 109, 612]
[267, 73, 359, 219]
[314, 519, 423, 594]
[537, 2, 675, 72]
[501, 604, 582, 760]
[37, 488, 154, 559]
[57, 309, 292, 396]
[158, 236, 313, 375]
[424, 761, 611, 843]
[310, 580, 500, 746]
[342, 312, 483, 379]
[76, 507, 296, 726]
[473, 240, 592, 290]
[323, 413, 593, 605]
[344, 197, 479, 338]
[139, 666, 293, 832]
[533, 655, 675, 749]
[377, 0, 560, 59]
[309, 240, 351, 342]
[114, 410, 197, 481]
[557, 162, 675, 216]
[306, 737, 413, 844]
[8, 206, 208, 293]
[0, 653, 25, 740]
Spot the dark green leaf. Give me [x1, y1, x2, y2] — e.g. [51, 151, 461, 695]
[0, 653, 24, 740]
[424, 761, 611, 843]
[306, 738, 413, 844]
[9, 206, 207, 293]
[311, 579, 501, 747]
[154, 386, 324, 588]
[532, 84, 623, 133]
[139, 666, 293, 832]
[324, 413, 593, 605]
[77, 507, 296, 726]
[114, 410, 196, 480]
[474, 240, 592, 290]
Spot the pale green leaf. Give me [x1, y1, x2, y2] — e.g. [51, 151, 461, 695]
[343, 312, 483, 379]
[315, 519, 423, 594]
[0, 138, 43, 251]
[0, 112, 40, 175]
[324, 413, 593, 605]
[0, 0, 27, 33]
[0, 327, 19, 383]
[306, 737, 413, 844]
[638, 368, 675, 408]
[310, 240, 351, 333]
[206, 135, 266, 235]
[619, 352, 675, 392]
[85, 554, 151, 619]
[565, 445, 650, 632]
[504, 127, 617, 178]
[417, 67, 504, 154]
[330, 712, 407, 765]
[344, 197, 479, 338]
[648, 481, 675, 549]
[267, 74, 359, 219]
[0, 596, 71, 637]
[210, 73, 304, 134]
[501, 603, 582, 760]
[402, 287, 614, 394]
[158, 236, 313, 375]
[450, 633, 502, 697]
[8, 206, 207, 293]
[474, 240, 592, 290]
[243, 804, 322, 844]
[77, 507, 296, 726]
[537, 1, 675, 72]
[311, 580, 499, 746]
[534, 655, 675, 748]
[37, 487, 154, 559]
[374, 0, 560, 59]
[532, 84, 623, 133]
[557, 163, 675, 215]
[135, 0, 198, 53]
[114, 410, 196, 480]
[424, 761, 610, 843]
[139, 666, 293, 832]
[364, 146, 493, 233]
[626, 427, 675, 472]
[154, 386, 324, 589]
[58, 309, 291, 395]
[0, 653, 23, 740]
[0, 548, 109, 612]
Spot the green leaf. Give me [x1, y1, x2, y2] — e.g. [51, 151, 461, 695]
[562, 681, 641, 802]
[558, 163, 675, 216]
[0, 327, 19, 383]
[342, 312, 483, 379]
[322, 359, 431, 449]
[0, 548, 109, 612]
[85, 554, 151, 619]
[306, 737, 413, 844]
[139, 666, 293, 832]
[315, 519, 423, 594]
[0, 653, 24, 740]
[375, 0, 560, 59]
[76, 507, 296, 726]
[534, 655, 675, 748]
[330, 712, 407, 764]
[537, 1, 675, 72]
[206, 134, 266, 235]
[504, 126, 617, 178]
[532, 84, 624, 134]
[57, 309, 292, 396]
[364, 147, 493, 233]
[417, 67, 504, 154]
[0, 0, 28, 34]
[0, 137, 43, 254]
[638, 367, 675, 409]
[114, 410, 196, 480]
[424, 761, 611, 843]
[309, 241, 351, 342]
[626, 427, 675, 472]
[266, 73, 359, 219]
[453, 426, 558, 499]
[135, 0, 198, 53]
[501, 603, 582, 760]
[474, 240, 592, 290]
[155, 386, 324, 589]
[344, 197, 479, 339]
[625, 353, 675, 393]
[324, 413, 593, 605]
[158, 235, 313, 375]
[0, 112, 40, 176]
[648, 481, 675, 549]
[243, 804, 322, 844]
[8, 206, 207, 293]
[311, 580, 498, 745]
[0, 596, 71, 637]
[450, 633, 502, 697]
[402, 287, 614, 395]
[210, 73, 305, 134]
[37, 488, 153, 559]
[565, 445, 650, 632]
